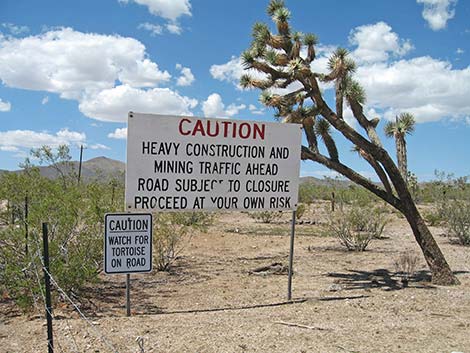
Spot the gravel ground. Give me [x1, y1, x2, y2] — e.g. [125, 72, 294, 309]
[1, 204, 469, 353]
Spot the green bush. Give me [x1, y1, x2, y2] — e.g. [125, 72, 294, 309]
[295, 203, 307, 220]
[180, 211, 214, 229]
[327, 204, 389, 251]
[248, 210, 282, 223]
[0, 145, 123, 311]
[441, 200, 470, 245]
[423, 210, 444, 226]
[152, 212, 212, 271]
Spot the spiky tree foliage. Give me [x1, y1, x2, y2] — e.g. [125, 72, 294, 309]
[241, 0, 458, 285]
[303, 33, 318, 62]
[322, 48, 357, 119]
[384, 113, 416, 183]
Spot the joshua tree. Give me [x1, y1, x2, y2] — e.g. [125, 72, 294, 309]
[384, 113, 416, 183]
[240, 0, 458, 285]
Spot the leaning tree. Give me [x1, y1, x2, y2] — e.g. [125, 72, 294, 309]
[240, 0, 458, 285]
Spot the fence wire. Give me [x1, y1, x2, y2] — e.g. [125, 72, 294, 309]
[32, 234, 119, 353]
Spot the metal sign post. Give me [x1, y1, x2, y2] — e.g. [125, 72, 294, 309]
[126, 274, 131, 317]
[287, 210, 296, 301]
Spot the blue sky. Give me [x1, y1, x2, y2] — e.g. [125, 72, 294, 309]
[0, 0, 469, 181]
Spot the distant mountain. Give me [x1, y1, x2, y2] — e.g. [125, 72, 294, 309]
[3, 157, 125, 183]
[3, 158, 355, 187]
[81, 157, 125, 182]
[299, 176, 352, 188]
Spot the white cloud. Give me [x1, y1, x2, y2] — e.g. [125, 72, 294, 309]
[349, 22, 413, 63]
[0, 128, 86, 151]
[120, 0, 190, 34]
[343, 107, 357, 128]
[417, 0, 457, 31]
[347, 21, 470, 123]
[226, 103, 246, 117]
[138, 22, 163, 36]
[79, 84, 197, 122]
[41, 96, 49, 105]
[356, 56, 470, 122]
[210, 56, 245, 85]
[138, 22, 182, 36]
[248, 104, 265, 115]
[119, 0, 191, 22]
[300, 170, 343, 179]
[0, 28, 171, 100]
[89, 143, 110, 150]
[108, 127, 128, 139]
[202, 93, 225, 117]
[0, 28, 202, 123]
[202, 93, 246, 118]
[175, 63, 195, 86]
[1, 23, 29, 36]
[456, 48, 464, 54]
[119, 58, 170, 87]
[0, 98, 11, 112]
[210, 56, 270, 90]
[166, 23, 182, 35]
[0, 146, 19, 152]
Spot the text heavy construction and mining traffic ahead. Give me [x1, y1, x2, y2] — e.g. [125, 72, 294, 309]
[125, 114, 301, 212]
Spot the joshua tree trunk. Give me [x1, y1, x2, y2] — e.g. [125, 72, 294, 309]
[396, 136, 408, 183]
[302, 132, 459, 285]
[335, 81, 343, 119]
[404, 203, 456, 284]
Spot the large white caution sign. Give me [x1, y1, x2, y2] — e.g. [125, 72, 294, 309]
[104, 213, 152, 274]
[125, 113, 302, 212]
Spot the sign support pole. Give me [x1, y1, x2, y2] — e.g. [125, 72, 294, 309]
[287, 210, 296, 301]
[126, 273, 131, 317]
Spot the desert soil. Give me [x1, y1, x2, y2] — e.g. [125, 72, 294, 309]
[1, 202, 469, 353]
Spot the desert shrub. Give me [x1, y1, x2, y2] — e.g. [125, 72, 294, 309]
[152, 212, 210, 271]
[423, 210, 445, 226]
[248, 210, 282, 224]
[394, 252, 419, 286]
[0, 146, 118, 311]
[440, 200, 470, 245]
[295, 203, 307, 220]
[419, 171, 470, 204]
[179, 211, 214, 229]
[327, 204, 388, 251]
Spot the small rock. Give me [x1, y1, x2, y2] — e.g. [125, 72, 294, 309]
[328, 284, 343, 292]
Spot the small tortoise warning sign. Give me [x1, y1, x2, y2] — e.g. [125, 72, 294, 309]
[104, 213, 152, 274]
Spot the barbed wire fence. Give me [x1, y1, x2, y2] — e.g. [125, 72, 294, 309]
[31, 242, 69, 353]
[30, 226, 125, 353]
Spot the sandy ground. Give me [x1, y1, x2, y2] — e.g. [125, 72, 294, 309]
[1, 202, 470, 353]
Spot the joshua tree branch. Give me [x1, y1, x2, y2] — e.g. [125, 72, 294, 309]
[360, 150, 394, 196]
[251, 60, 290, 80]
[301, 146, 403, 211]
[347, 97, 382, 147]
